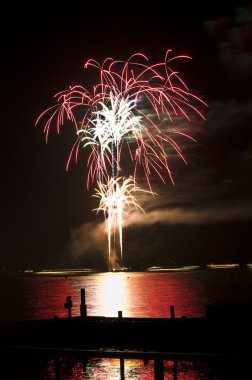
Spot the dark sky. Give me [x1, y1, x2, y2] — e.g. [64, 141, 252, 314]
[2, 2, 252, 269]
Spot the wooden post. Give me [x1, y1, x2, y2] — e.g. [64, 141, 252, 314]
[154, 358, 164, 380]
[55, 358, 61, 380]
[173, 360, 178, 380]
[118, 310, 123, 319]
[64, 296, 73, 318]
[120, 356, 125, 379]
[80, 288, 87, 318]
[170, 305, 175, 319]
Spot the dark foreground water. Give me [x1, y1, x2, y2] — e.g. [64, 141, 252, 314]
[6, 357, 249, 380]
[1, 269, 252, 379]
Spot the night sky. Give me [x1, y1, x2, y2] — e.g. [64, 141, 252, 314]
[2, 2, 252, 269]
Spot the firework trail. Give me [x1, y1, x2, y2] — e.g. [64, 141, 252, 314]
[36, 50, 206, 269]
[93, 176, 150, 268]
[36, 50, 206, 190]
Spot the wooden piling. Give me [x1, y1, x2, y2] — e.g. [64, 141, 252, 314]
[64, 296, 73, 318]
[80, 289, 87, 318]
[154, 358, 164, 380]
[118, 310, 123, 320]
[55, 358, 61, 380]
[120, 356, 125, 379]
[170, 305, 175, 319]
[173, 360, 178, 380]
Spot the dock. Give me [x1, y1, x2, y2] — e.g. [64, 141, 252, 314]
[1, 289, 252, 379]
[1, 308, 252, 353]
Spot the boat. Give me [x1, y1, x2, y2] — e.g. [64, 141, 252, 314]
[110, 267, 131, 272]
[33, 268, 100, 276]
[146, 265, 200, 272]
[206, 263, 240, 269]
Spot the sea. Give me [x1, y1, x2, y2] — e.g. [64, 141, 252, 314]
[1, 268, 252, 379]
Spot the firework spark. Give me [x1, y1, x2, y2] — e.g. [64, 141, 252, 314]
[93, 176, 150, 269]
[36, 50, 206, 190]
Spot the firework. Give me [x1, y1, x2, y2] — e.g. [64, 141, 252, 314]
[93, 176, 150, 269]
[36, 50, 206, 190]
[37, 50, 206, 269]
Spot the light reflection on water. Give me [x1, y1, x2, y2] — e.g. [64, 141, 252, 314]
[74, 359, 215, 380]
[23, 358, 217, 380]
[72, 271, 208, 318]
[5, 355, 250, 379]
[1, 270, 252, 320]
[2, 270, 252, 379]
[95, 273, 127, 317]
